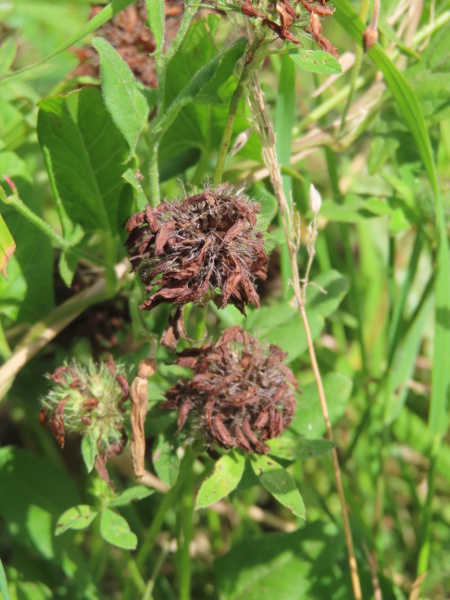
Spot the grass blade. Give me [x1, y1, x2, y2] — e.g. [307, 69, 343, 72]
[334, 0, 450, 580]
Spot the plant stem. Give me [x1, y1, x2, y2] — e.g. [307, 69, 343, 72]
[164, 0, 199, 65]
[248, 71, 362, 600]
[0, 259, 130, 400]
[0, 183, 113, 269]
[135, 450, 196, 570]
[213, 36, 267, 185]
[178, 449, 195, 600]
[148, 136, 161, 206]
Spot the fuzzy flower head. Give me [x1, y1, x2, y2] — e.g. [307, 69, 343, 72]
[125, 185, 269, 350]
[40, 356, 129, 486]
[160, 326, 299, 454]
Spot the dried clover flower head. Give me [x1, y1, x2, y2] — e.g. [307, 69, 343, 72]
[125, 185, 268, 350]
[39, 356, 129, 487]
[160, 326, 299, 454]
[241, 0, 338, 58]
[70, 0, 184, 87]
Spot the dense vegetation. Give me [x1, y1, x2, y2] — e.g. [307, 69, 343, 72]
[0, 1, 449, 599]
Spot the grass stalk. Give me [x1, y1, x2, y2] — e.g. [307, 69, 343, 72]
[178, 449, 196, 600]
[213, 36, 267, 185]
[248, 71, 362, 600]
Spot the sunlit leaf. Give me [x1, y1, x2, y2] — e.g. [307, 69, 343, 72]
[251, 455, 305, 519]
[100, 509, 137, 550]
[56, 505, 98, 535]
[196, 452, 246, 509]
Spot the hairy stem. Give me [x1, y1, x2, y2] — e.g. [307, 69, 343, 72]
[248, 72, 362, 600]
[213, 36, 267, 185]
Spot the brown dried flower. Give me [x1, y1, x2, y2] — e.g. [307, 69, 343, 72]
[160, 326, 299, 454]
[70, 0, 184, 87]
[125, 186, 269, 350]
[241, 0, 338, 57]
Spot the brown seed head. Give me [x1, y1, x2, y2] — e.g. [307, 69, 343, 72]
[160, 326, 299, 454]
[125, 186, 269, 350]
[241, 0, 338, 57]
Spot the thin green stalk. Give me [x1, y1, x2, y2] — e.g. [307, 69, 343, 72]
[339, 0, 371, 131]
[135, 450, 196, 568]
[147, 1, 199, 205]
[148, 138, 161, 206]
[0, 184, 112, 270]
[191, 106, 211, 186]
[142, 544, 170, 600]
[417, 436, 440, 574]
[323, 148, 368, 376]
[0, 321, 11, 361]
[164, 0, 199, 65]
[178, 451, 195, 600]
[213, 37, 268, 185]
[126, 553, 147, 595]
[387, 233, 422, 366]
[275, 54, 296, 294]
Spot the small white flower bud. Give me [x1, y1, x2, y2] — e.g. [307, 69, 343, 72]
[230, 128, 252, 156]
[309, 183, 322, 215]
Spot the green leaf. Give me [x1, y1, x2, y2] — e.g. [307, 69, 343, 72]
[267, 434, 335, 461]
[154, 36, 247, 137]
[159, 18, 253, 172]
[288, 48, 342, 74]
[122, 167, 148, 211]
[385, 294, 434, 425]
[81, 434, 97, 473]
[58, 250, 79, 288]
[196, 452, 246, 510]
[92, 37, 149, 151]
[0, 152, 54, 323]
[251, 455, 305, 519]
[306, 270, 350, 317]
[246, 271, 348, 362]
[55, 505, 98, 535]
[153, 432, 180, 487]
[215, 522, 353, 600]
[0, 0, 136, 82]
[0, 37, 16, 74]
[108, 486, 154, 507]
[100, 508, 138, 550]
[145, 0, 164, 53]
[290, 373, 353, 438]
[0, 446, 80, 561]
[0, 211, 15, 280]
[0, 558, 10, 600]
[37, 87, 132, 236]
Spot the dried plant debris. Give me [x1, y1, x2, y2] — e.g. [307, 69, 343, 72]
[241, 0, 338, 58]
[71, 0, 184, 87]
[40, 356, 130, 488]
[125, 185, 269, 350]
[160, 326, 299, 454]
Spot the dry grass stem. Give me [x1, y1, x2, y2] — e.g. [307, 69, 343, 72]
[247, 71, 363, 600]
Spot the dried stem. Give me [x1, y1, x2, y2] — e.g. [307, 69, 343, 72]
[130, 359, 157, 482]
[247, 72, 362, 600]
